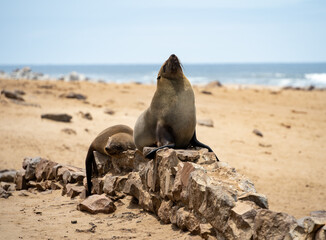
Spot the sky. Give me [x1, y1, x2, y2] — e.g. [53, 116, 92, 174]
[0, 0, 325, 64]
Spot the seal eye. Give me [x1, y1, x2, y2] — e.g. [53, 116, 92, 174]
[157, 76, 161, 80]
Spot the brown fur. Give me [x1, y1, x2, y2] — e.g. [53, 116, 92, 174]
[85, 124, 135, 195]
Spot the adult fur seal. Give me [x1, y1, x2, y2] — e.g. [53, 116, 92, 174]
[85, 124, 135, 196]
[134, 54, 219, 160]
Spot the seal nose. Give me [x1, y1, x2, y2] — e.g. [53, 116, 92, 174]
[171, 54, 176, 58]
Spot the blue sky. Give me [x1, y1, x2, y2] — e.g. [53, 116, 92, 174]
[0, 0, 325, 64]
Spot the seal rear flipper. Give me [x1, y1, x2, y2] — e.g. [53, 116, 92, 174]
[85, 147, 94, 196]
[190, 131, 219, 161]
[145, 143, 175, 159]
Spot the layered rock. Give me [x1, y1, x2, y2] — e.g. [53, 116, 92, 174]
[2, 148, 325, 239]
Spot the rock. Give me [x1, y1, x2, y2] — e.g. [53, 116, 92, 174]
[315, 225, 326, 240]
[197, 119, 214, 128]
[15, 169, 27, 190]
[93, 151, 111, 176]
[79, 111, 93, 120]
[123, 172, 156, 213]
[14, 90, 25, 95]
[66, 71, 85, 81]
[77, 194, 116, 214]
[225, 201, 257, 240]
[156, 149, 180, 199]
[176, 150, 201, 162]
[27, 181, 37, 188]
[175, 207, 201, 234]
[55, 165, 85, 182]
[253, 129, 263, 137]
[61, 128, 77, 135]
[0, 169, 17, 182]
[0, 182, 16, 191]
[103, 174, 128, 196]
[50, 181, 62, 190]
[110, 150, 146, 174]
[91, 177, 104, 195]
[36, 181, 50, 191]
[24, 157, 42, 180]
[205, 81, 223, 88]
[41, 113, 72, 122]
[158, 200, 173, 224]
[190, 175, 236, 232]
[253, 209, 297, 240]
[201, 90, 212, 95]
[238, 193, 269, 209]
[60, 92, 87, 100]
[35, 159, 58, 181]
[310, 210, 326, 219]
[62, 170, 85, 184]
[296, 216, 326, 238]
[199, 223, 215, 239]
[1, 90, 25, 101]
[104, 108, 115, 115]
[62, 183, 85, 198]
[0, 186, 12, 198]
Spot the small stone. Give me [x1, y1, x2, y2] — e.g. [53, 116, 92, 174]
[0, 186, 12, 198]
[253, 209, 297, 240]
[79, 112, 92, 120]
[205, 80, 223, 88]
[35, 159, 58, 181]
[0, 169, 17, 182]
[71, 220, 77, 224]
[175, 150, 200, 162]
[104, 108, 115, 115]
[78, 194, 116, 214]
[197, 119, 214, 128]
[253, 129, 263, 137]
[50, 181, 61, 190]
[24, 157, 42, 180]
[61, 128, 77, 135]
[15, 169, 27, 190]
[61, 92, 87, 100]
[310, 210, 326, 219]
[158, 200, 173, 224]
[62, 183, 85, 198]
[175, 207, 200, 234]
[0, 182, 16, 191]
[41, 113, 72, 122]
[238, 192, 269, 209]
[201, 90, 212, 95]
[1, 90, 25, 101]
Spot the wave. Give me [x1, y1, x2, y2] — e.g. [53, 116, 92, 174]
[305, 73, 326, 84]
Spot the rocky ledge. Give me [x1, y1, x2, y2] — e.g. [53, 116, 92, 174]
[0, 149, 325, 239]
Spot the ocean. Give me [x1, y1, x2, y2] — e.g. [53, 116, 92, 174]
[1, 63, 326, 88]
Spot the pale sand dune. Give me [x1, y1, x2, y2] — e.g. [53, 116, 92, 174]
[0, 78, 325, 238]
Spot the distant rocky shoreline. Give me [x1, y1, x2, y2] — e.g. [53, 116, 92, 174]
[0, 66, 93, 82]
[0, 66, 325, 91]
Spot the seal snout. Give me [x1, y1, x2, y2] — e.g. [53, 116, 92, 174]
[167, 54, 181, 73]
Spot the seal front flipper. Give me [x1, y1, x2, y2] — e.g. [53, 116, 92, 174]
[190, 131, 219, 161]
[146, 123, 175, 159]
[145, 143, 175, 159]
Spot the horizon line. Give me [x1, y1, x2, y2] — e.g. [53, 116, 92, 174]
[1, 61, 326, 66]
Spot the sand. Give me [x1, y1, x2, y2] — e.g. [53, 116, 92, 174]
[0, 78, 325, 238]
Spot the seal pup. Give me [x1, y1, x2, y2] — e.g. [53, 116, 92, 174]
[85, 124, 136, 196]
[134, 54, 218, 160]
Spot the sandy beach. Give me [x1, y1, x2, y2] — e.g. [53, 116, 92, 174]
[0, 78, 325, 238]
